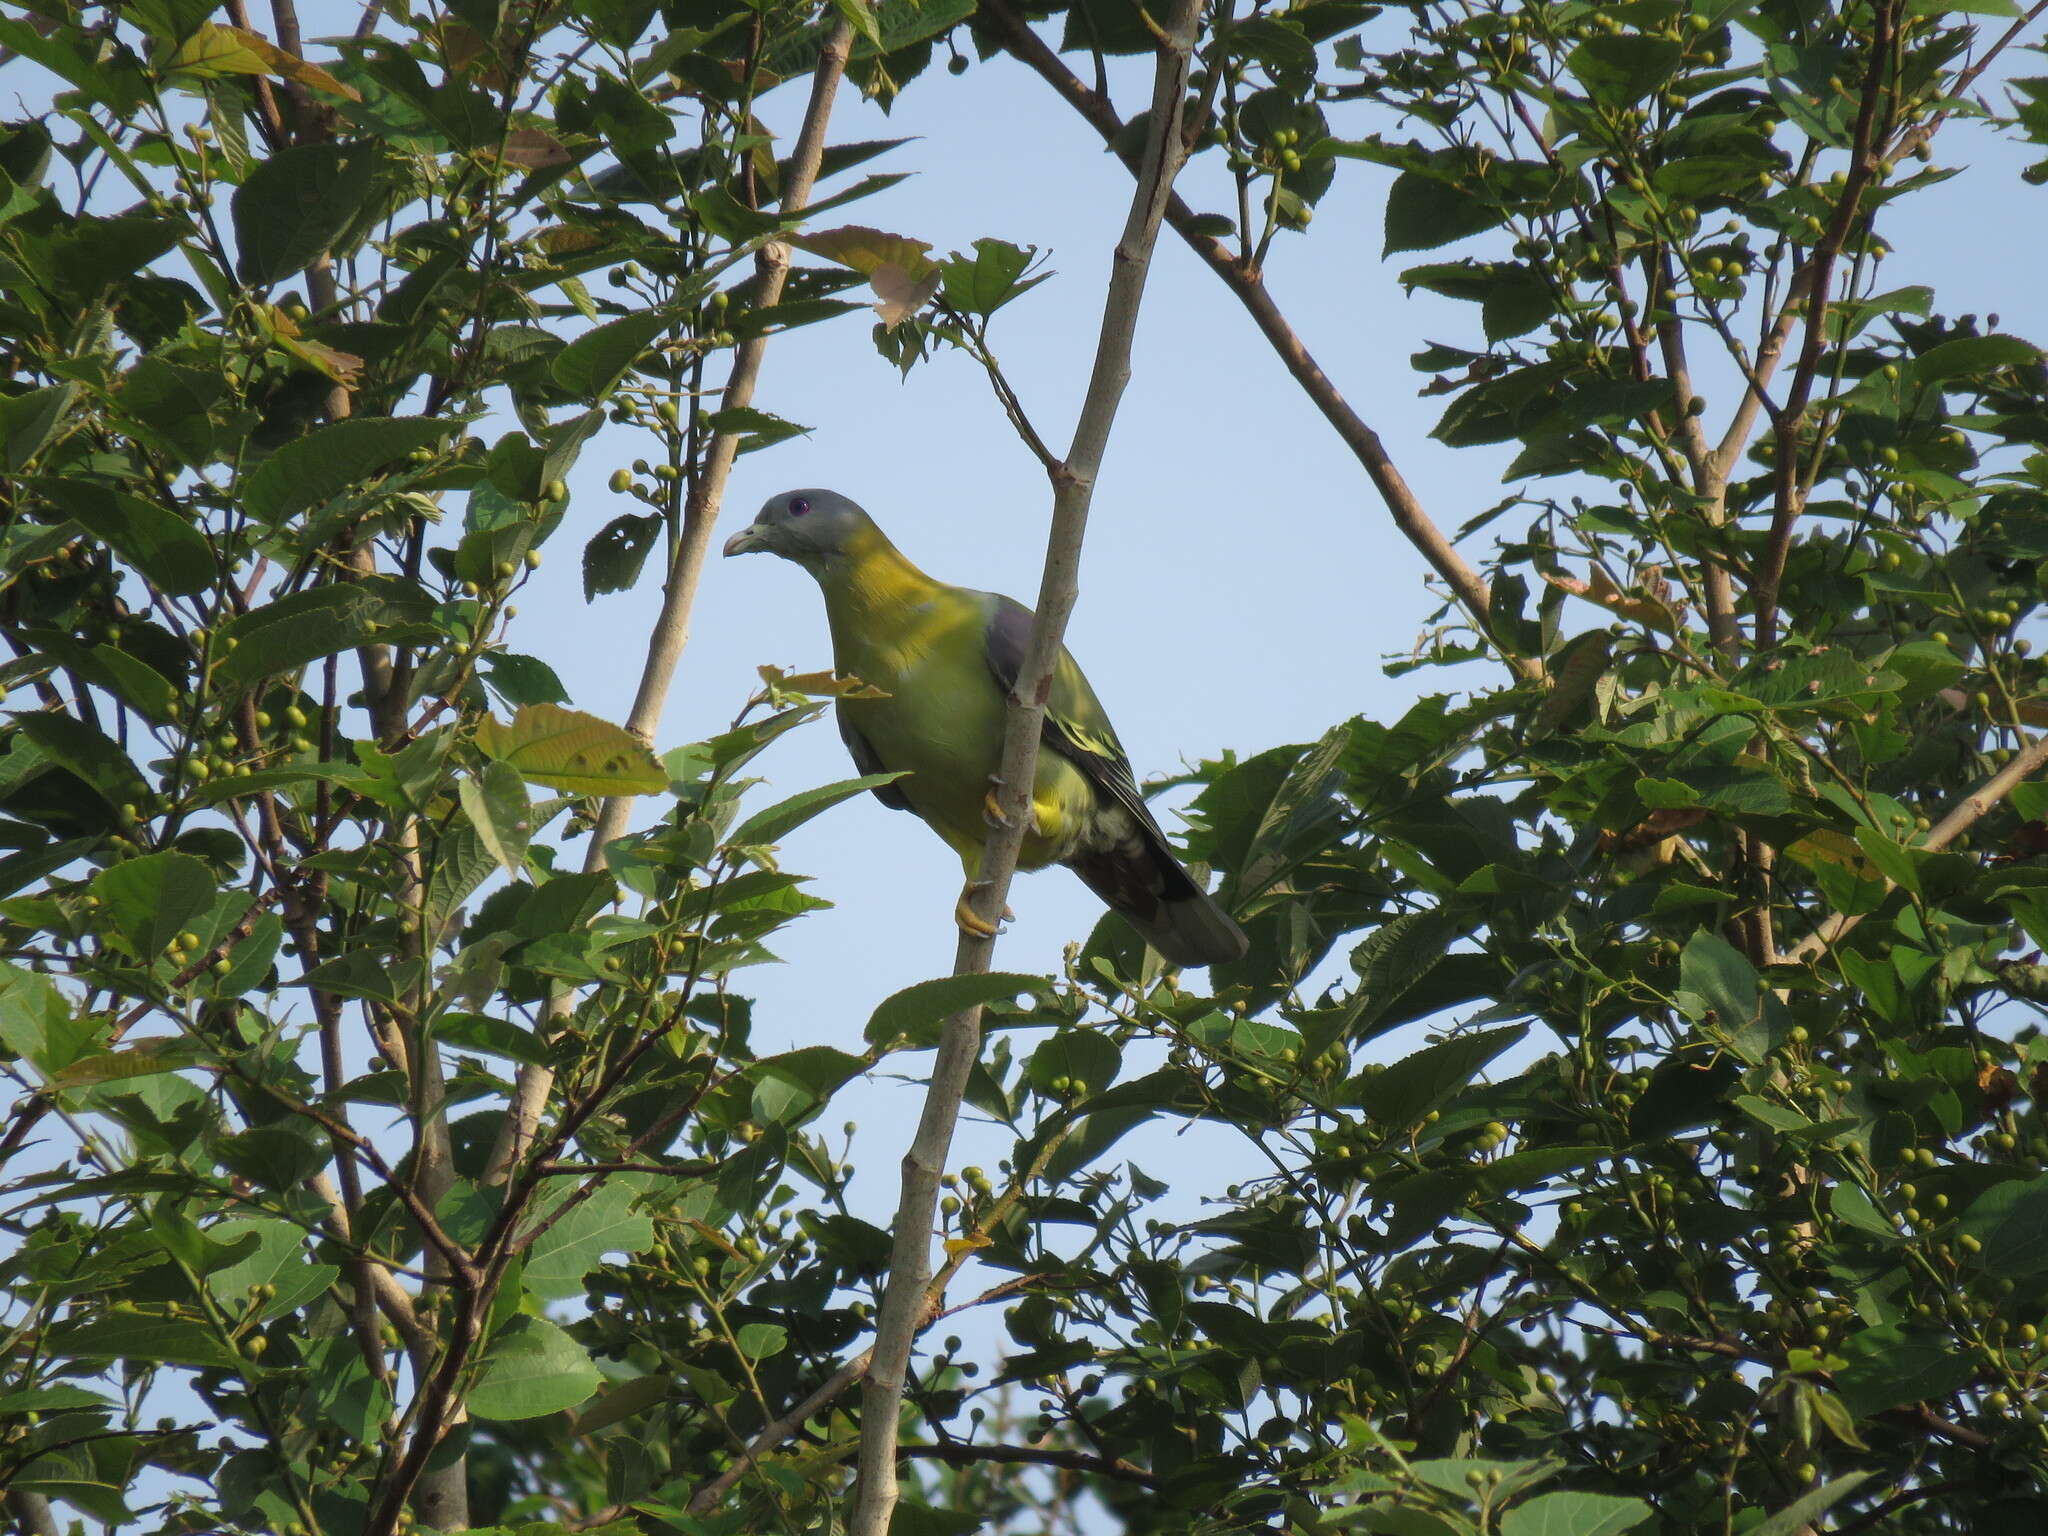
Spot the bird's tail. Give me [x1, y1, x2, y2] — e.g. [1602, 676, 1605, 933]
[1069, 838, 1248, 969]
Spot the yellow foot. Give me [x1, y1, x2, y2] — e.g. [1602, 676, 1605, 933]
[983, 777, 1045, 834]
[954, 883, 1015, 939]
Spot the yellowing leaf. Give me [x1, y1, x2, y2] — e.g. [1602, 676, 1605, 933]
[254, 304, 364, 386]
[491, 129, 573, 170]
[1543, 566, 1683, 636]
[165, 23, 359, 100]
[274, 332, 363, 386]
[942, 1234, 991, 1261]
[789, 226, 937, 280]
[165, 23, 272, 77]
[535, 225, 605, 256]
[1784, 829, 1881, 879]
[757, 664, 889, 700]
[475, 705, 667, 795]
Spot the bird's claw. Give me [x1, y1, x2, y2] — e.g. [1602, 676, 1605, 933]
[954, 881, 1015, 939]
[982, 776, 1044, 835]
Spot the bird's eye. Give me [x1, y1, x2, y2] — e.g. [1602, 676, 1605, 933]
[788, 496, 811, 516]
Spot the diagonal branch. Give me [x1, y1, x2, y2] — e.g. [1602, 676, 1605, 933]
[1791, 724, 2048, 963]
[846, 4, 1203, 1531]
[978, 0, 1541, 685]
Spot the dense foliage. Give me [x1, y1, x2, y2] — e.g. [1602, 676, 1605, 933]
[4, 0, 2048, 1534]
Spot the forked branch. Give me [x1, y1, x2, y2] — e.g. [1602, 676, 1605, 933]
[978, 0, 1540, 685]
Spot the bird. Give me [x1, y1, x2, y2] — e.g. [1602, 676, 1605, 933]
[722, 488, 1248, 968]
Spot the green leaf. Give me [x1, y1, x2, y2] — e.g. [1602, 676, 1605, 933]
[750, 1046, 865, 1125]
[1962, 1175, 2048, 1275]
[89, 642, 179, 722]
[51, 1036, 211, 1087]
[207, 1217, 339, 1317]
[13, 713, 150, 810]
[551, 309, 676, 400]
[1906, 0, 2019, 18]
[572, 1373, 671, 1433]
[1833, 1325, 1974, 1414]
[1347, 909, 1466, 1040]
[474, 704, 667, 795]
[460, 761, 532, 878]
[735, 1322, 787, 1361]
[1829, 1183, 1897, 1238]
[0, 383, 79, 472]
[1566, 35, 1683, 107]
[91, 852, 215, 959]
[215, 579, 433, 689]
[43, 1312, 241, 1370]
[241, 415, 464, 526]
[865, 973, 1048, 1048]
[468, 1315, 602, 1419]
[33, 481, 213, 596]
[725, 773, 905, 849]
[582, 512, 663, 600]
[704, 406, 811, 453]
[0, 961, 94, 1075]
[481, 652, 570, 708]
[1359, 1024, 1526, 1126]
[523, 1176, 656, 1300]
[231, 140, 384, 284]
[831, 0, 884, 48]
[941, 238, 1042, 318]
[1384, 169, 1501, 256]
[1026, 1030, 1121, 1097]
[1500, 1491, 1651, 1536]
[0, 1386, 111, 1416]
[1912, 333, 2039, 383]
[1676, 932, 1764, 1053]
[1745, 1474, 1875, 1536]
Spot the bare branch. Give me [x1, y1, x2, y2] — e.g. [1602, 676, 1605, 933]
[686, 1349, 874, 1514]
[899, 1440, 1159, 1488]
[1751, 0, 1896, 649]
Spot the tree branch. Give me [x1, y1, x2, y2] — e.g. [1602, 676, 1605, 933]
[687, 1348, 874, 1515]
[979, 0, 1541, 684]
[898, 1440, 1158, 1488]
[486, 17, 858, 1184]
[1791, 724, 2048, 962]
[1751, 0, 1895, 649]
[847, 7, 1201, 1532]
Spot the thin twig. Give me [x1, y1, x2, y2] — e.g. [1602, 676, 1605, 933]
[898, 1441, 1158, 1488]
[688, 1349, 874, 1513]
[978, 0, 1540, 686]
[1791, 725, 2048, 962]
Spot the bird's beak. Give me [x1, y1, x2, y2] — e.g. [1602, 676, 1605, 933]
[723, 523, 767, 557]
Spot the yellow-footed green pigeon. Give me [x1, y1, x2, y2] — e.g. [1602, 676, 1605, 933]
[723, 489, 1248, 968]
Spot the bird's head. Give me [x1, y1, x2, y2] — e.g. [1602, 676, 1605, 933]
[722, 488, 877, 572]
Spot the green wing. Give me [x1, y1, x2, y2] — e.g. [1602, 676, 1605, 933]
[982, 596, 1157, 837]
